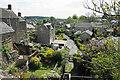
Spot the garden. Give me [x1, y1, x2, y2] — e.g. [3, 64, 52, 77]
[22, 47, 70, 79]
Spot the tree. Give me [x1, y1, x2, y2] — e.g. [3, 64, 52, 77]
[66, 16, 74, 24]
[73, 0, 120, 79]
[79, 15, 87, 21]
[50, 16, 56, 23]
[43, 19, 47, 24]
[72, 14, 78, 19]
[84, 0, 120, 16]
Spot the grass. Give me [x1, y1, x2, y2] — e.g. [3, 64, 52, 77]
[23, 69, 51, 78]
[65, 63, 73, 72]
[23, 62, 56, 78]
[58, 38, 64, 40]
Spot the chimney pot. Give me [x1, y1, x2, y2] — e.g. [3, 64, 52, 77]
[18, 12, 21, 17]
[8, 4, 12, 10]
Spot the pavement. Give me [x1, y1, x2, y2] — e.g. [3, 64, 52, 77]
[63, 34, 78, 56]
[63, 34, 79, 68]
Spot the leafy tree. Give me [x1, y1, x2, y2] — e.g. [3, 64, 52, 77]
[43, 19, 47, 24]
[66, 16, 74, 24]
[50, 16, 56, 23]
[84, 0, 120, 36]
[72, 14, 78, 19]
[79, 15, 87, 22]
[71, 0, 120, 79]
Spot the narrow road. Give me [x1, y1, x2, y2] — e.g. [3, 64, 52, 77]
[63, 34, 78, 56]
[63, 34, 78, 69]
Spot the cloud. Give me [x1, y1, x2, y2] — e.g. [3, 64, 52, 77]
[0, 0, 95, 18]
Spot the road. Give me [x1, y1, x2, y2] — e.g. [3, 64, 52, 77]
[63, 34, 79, 68]
[63, 34, 78, 56]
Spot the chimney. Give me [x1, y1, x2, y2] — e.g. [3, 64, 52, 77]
[18, 12, 21, 17]
[8, 4, 12, 10]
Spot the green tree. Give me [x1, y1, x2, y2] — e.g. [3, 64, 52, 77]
[50, 16, 56, 23]
[66, 16, 74, 24]
[72, 14, 78, 19]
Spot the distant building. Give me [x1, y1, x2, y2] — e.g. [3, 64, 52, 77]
[74, 22, 92, 32]
[37, 23, 55, 45]
[26, 23, 35, 32]
[65, 24, 74, 29]
[80, 30, 93, 41]
[0, 4, 27, 43]
[74, 22, 108, 37]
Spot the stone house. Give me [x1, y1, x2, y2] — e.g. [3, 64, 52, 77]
[0, 4, 27, 43]
[74, 22, 108, 37]
[74, 22, 92, 32]
[37, 23, 55, 45]
[0, 21, 15, 47]
[80, 30, 93, 41]
[0, 21, 15, 67]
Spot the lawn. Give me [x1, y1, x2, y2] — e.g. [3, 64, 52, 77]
[65, 62, 73, 72]
[23, 69, 51, 78]
[55, 34, 67, 40]
[23, 62, 56, 78]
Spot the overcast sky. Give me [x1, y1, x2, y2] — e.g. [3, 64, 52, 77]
[0, 0, 97, 18]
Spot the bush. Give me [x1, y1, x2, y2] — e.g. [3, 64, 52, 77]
[51, 51, 63, 62]
[8, 66, 20, 74]
[78, 38, 120, 79]
[29, 57, 41, 71]
[44, 49, 54, 59]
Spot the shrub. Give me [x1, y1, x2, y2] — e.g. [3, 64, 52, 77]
[8, 66, 20, 74]
[77, 38, 120, 79]
[51, 51, 63, 62]
[44, 49, 54, 59]
[29, 57, 41, 71]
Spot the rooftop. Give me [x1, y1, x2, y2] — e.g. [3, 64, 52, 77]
[0, 22, 14, 34]
[81, 30, 93, 36]
[0, 8, 18, 18]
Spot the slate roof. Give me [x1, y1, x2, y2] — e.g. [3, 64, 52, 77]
[66, 24, 70, 28]
[75, 22, 92, 27]
[18, 16, 26, 22]
[66, 24, 75, 28]
[75, 22, 109, 28]
[26, 24, 35, 29]
[44, 23, 53, 30]
[81, 30, 93, 36]
[0, 22, 14, 34]
[0, 8, 18, 18]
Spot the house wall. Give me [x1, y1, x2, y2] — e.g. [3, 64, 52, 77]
[0, 34, 2, 66]
[2, 18, 26, 43]
[37, 25, 55, 45]
[37, 25, 50, 44]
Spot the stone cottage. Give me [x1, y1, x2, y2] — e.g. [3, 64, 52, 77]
[0, 21, 15, 66]
[80, 30, 93, 41]
[0, 4, 27, 43]
[37, 23, 55, 45]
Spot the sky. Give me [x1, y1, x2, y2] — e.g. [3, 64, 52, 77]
[0, 0, 96, 18]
